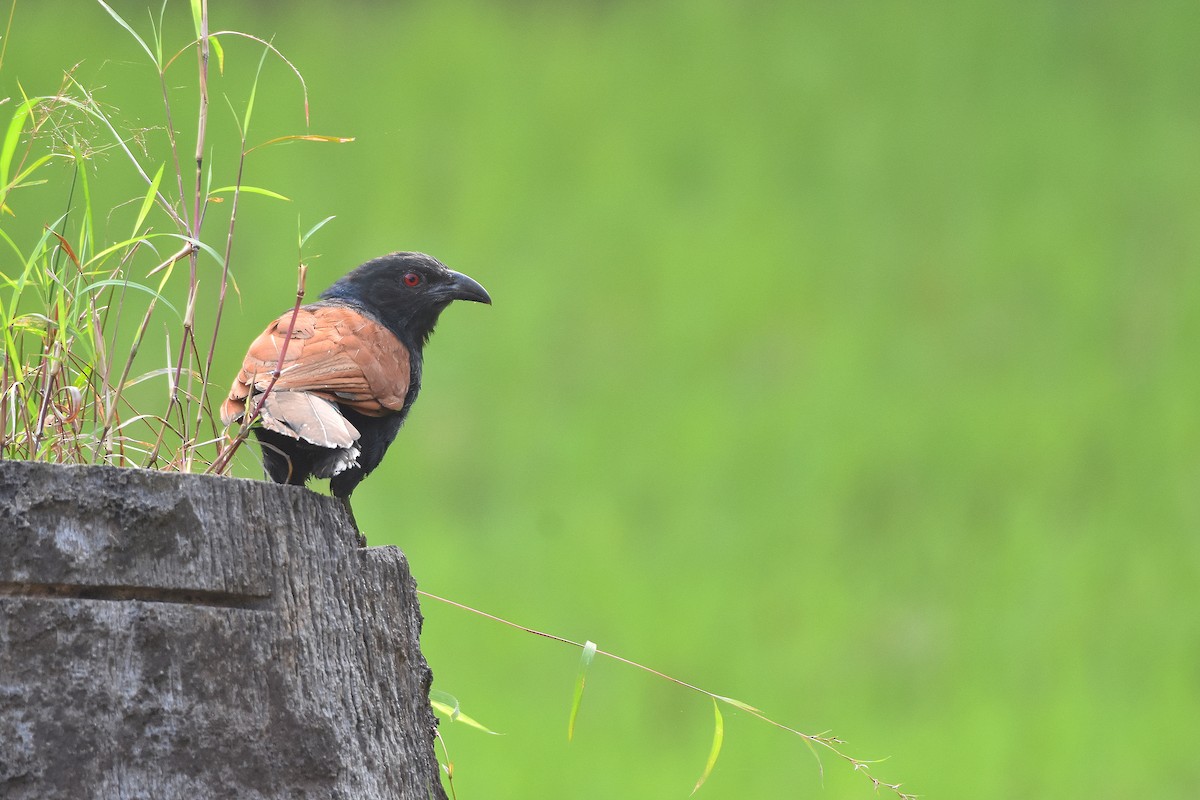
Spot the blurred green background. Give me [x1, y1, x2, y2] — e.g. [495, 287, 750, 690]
[4, 1, 1199, 797]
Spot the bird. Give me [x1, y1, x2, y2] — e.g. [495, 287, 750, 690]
[221, 251, 490, 507]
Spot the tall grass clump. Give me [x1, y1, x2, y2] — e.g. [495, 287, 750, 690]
[0, 0, 346, 469]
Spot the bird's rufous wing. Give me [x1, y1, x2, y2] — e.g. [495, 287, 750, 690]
[221, 305, 410, 427]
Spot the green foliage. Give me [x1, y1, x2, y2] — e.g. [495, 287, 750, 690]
[419, 589, 914, 796]
[430, 690, 501, 736]
[0, 1, 342, 468]
[693, 698, 723, 795]
[567, 638, 596, 743]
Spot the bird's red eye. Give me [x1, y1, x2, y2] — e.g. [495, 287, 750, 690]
[403, 272, 421, 287]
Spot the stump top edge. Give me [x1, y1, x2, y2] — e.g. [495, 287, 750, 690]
[0, 459, 339, 511]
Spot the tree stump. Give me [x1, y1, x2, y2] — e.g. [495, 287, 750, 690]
[0, 461, 446, 800]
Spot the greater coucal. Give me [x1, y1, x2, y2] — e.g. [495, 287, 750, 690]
[221, 251, 490, 502]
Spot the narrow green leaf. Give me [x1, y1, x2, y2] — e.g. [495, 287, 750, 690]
[147, 5, 162, 64]
[188, 0, 202, 37]
[111, 412, 168, 429]
[74, 147, 95, 263]
[200, 30, 311, 122]
[208, 185, 290, 201]
[442, 707, 501, 735]
[133, 163, 165, 236]
[8, 313, 50, 332]
[84, 279, 180, 318]
[249, 134, 355, 153]
[713, 694, 763, 715]
[299, 215, 336, 248]
[429, 693, 502, 736]
[567, 639, 597, 742]
[210, 34, 225, 74]
[95, 0, 158, 65]
[7, 153, 56, 193]
[429, 690, 501, 734]
[5, 179, 48, 192]
[242, 45, 271, 133]
[431, 701, 460, 721]
[0, 99, 32, 191]
[692, 698, 725, 794]
[153, 1, 169, 64]
[2, 328, 25, 382]
[430, 689, 462, 719]
[84, 234, 158, 267]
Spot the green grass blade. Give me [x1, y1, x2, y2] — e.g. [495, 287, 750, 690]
[5, 178, 48, 191]
[2, 328, 25, 383]
[133, 163, 164, 237]
[95, 0, 157, 66]
[430, 689, 461, 719]
[242, 45, 272, 133]
[430, 691, 502, 736]
[74, 148, 95, 263]
[567, 639, 597, 742]
[299, 215, 336, 249]
[0, 98, 32, 194]
[248, 134, 355, 154]
[713, 694, 763, 715]
[7, 153, 57, 192]
[692, 698, 725, 794]
[210, 34, 225, 74]
[152, 1, 167, 64]
[84, 280, 180, 318]
[84, 235, 160, 268]
[188, 0, 201, 37]
[206, 30, 311, 123]
[208, 185, 290, 201]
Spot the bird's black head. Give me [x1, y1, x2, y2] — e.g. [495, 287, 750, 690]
[320, 252, 491, 347]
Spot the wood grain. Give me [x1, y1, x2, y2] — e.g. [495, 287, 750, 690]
[0, 461, 445, 800]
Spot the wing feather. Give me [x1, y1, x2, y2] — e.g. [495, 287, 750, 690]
[221, 305, 410, 432]
[259, 391, 361, 448]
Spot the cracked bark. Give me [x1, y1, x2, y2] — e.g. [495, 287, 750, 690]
[0, 460, 446, 800]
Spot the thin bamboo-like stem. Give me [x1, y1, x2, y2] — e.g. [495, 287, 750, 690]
[93, 243, 194, 458]
[0, 350, 9, 459]
[164, 0, 211, 461]
[207, 264, 308, 476]
[193, 143, 249, 459]
[417, 590, 917, 800]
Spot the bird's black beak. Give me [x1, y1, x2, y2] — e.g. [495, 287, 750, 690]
[446, 270, 492, 305]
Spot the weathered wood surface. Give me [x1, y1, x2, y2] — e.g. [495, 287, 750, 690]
[0, 461, 446, 800]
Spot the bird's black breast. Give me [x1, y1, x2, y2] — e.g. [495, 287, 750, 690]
[327, 347, 423, 499]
